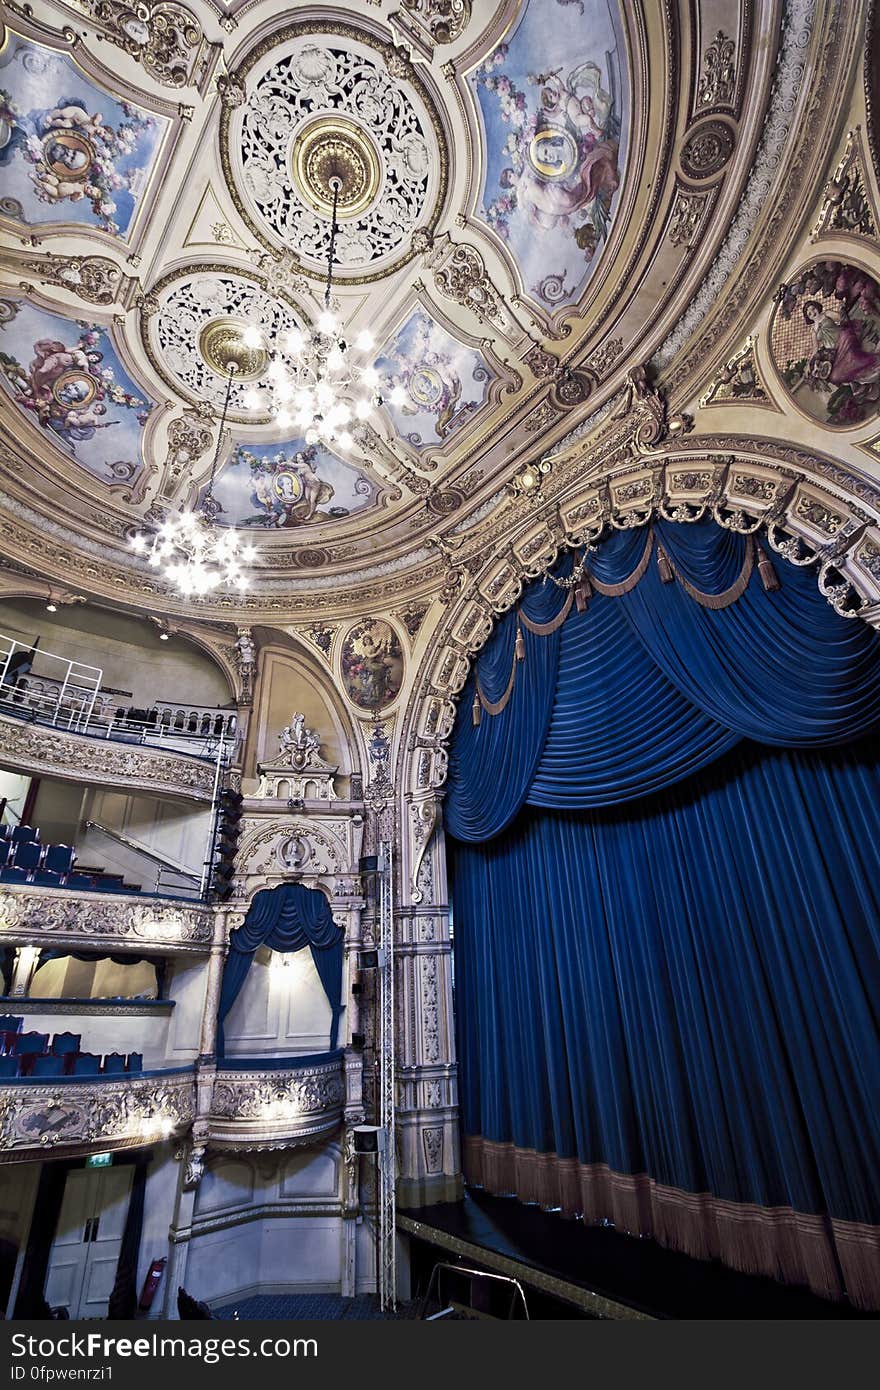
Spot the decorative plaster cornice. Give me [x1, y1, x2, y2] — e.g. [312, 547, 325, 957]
[0, 887, 214, 953]
[0, 1070, 195, 1160]
[0, 715, 216, 801]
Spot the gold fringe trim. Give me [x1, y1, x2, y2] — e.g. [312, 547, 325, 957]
[519, 590, 574, 636]
[666, 535, 755, 609]
[473, 531, 765, 724]
[474, 658, 518, 717]
[462, 1137, 880, 1310]
[588, 529, 655, 596]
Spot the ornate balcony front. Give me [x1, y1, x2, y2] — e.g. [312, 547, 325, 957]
[0, 886, 215, 955]
[209, 1052, 345, 1151]
[0, 712, 217, 801]
[0, 1068, 195, 1161]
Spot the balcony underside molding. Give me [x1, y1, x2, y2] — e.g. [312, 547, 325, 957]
[0, 714, 216, 801]
[0, 887, 215, 953]
[0, 1071, 195, 1162]
[208, 1057, 345, 1151]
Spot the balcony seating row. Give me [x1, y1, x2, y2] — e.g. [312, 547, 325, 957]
[0, 826, 141, 893]
[0, 1019, 142, 1077]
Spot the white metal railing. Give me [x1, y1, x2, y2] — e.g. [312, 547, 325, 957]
[0, 634, 237, 761]
[0, 636, 101, 733]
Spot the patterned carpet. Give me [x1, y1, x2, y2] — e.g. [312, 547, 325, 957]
[212, 1293, 416, 1320]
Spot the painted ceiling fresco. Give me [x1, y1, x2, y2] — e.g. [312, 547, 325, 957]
[468, 0, 629, 311]
[0, 36, 166, 239]
[204, 436, 377, 529]
[0, 298, 152, 483]
[373, 308, 493, 449]
[771, 261, 880, 428]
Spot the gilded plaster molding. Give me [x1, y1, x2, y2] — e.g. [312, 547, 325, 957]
[0, 887, 214, 953]
[0, 1070, 195, 1160]
[209, 1054, 345, 1149]
[0, 714, 217, 801]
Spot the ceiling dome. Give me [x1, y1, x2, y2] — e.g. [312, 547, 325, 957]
[221, 24, 449, 279]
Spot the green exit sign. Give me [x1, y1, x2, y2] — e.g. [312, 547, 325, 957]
[86, 1152, 113, 1169]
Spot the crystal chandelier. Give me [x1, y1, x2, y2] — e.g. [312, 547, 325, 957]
[130, 361, 257, 596]
[239, 176, 406, 447]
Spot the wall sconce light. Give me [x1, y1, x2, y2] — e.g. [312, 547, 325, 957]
[45, 602, 57, 613]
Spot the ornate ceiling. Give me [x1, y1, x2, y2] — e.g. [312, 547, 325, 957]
[1, 0, 880, 634]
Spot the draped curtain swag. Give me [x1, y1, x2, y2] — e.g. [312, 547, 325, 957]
[217, 882, 344, 1055]
[446, 518, 880, 1309]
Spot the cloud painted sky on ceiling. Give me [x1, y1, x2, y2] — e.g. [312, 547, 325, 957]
[468, 0, 629, 311]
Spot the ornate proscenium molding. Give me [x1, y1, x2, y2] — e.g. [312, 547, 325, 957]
[209, 1054, 345, 1150]
[0, 715, 216, 801]
[0, 1070, 195, 1161]
[610, 367, 693, 454]
[0, 888, 214, 954]
[410, 797, 440, 904]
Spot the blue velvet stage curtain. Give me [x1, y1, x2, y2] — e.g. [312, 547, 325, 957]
[446, 518, 880, 1307]
[445, 520, 880, 838]
[217, 883, 344, 1055]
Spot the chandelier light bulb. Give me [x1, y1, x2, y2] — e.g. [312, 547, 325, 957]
[389, 384, 408, 407]
[363, 365, 380, 389]
[276, 408, 293, 429]
[305, 427, 320, 445]
[338, 430, 353, 449]
[318, 309, 336, 335]
[326, 346, 344, 373]
[355, 399, 371, 420]
[244, 389, 262, 411]
[286, 328, 306, 354]
[355, 330, 374, 352]
[242, 325, 263, 349]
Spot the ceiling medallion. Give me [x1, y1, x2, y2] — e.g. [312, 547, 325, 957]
[291, 117, 381, 221]
[219, 23, 448, 281]
[198, 317, 270, 382]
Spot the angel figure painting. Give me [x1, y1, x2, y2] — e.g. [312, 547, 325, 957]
[0, 299, 152, 483]
[373, 310, 492, 449]
[0, 37, 165, 238]
[772, 261, 880, 427]
[468, 0, 629, 311]
[207, 438, 376, 528]
[340, 620, 404, 712]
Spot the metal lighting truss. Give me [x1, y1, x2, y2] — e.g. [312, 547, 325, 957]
[378, 837, 396, 1311]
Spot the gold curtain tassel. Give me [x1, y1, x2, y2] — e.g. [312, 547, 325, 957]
[757, 545, 780, 592]
[514, 624, 525, 662]
[575, 573, 593, 612]
[657, 545, 674, 584]
[472, 692, 482, 726]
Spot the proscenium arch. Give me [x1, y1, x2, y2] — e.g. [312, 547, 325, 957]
[396, 443, 880, 812]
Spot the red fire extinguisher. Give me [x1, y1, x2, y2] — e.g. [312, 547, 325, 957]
[138, 1258, 166, 1310]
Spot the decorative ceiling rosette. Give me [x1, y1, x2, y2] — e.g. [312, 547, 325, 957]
[143, 268, 304, 420]
[220, 24, 449, 281]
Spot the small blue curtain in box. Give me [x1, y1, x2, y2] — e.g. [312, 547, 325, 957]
[217, 882, 344, 1055]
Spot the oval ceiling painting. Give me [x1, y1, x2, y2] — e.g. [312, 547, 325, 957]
[771, 260, 880, 428]
[468, 0, 630, 312]
[340, 619, 404, 712]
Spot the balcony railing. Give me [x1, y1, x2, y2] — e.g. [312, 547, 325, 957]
[209, 1051, 345, 1149]
[0, 1066, 195, 1158]
[0, 884, 215, 953]
[0, 636, 237, 760]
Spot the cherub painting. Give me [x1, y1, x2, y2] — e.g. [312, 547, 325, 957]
[340, 620, 404, 712]
[469, 0, 628, 309]
[373, 310, 492, 448]
[0, 299, 152, 481]
[0, 38, 164, 237]
[772, 261, 880, 427]
[207, 437, 376, 528]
